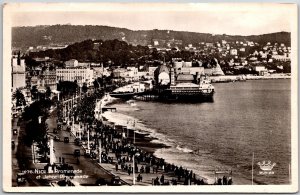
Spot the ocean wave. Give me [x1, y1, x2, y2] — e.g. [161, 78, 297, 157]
[101, 111, 174, 147]
[176, 145, 193, 153]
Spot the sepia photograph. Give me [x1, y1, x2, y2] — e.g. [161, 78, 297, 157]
[2, 2, 298, 193]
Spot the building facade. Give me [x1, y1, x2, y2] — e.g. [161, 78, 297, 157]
[65, 59, 79, 68]
[12, 54, 26, 91]
[40, 69, 57, 90]
[56, 67, 94, 86]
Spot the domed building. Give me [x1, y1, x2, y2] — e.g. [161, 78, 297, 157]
[154, 64, 170, 86]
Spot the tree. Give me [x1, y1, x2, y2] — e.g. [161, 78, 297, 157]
[82, 82, 88, 94]
[93, 79, 100, 90]
[22, 99, 52, 147]
[22, 99, 52, 121]
[30, 86, 39, 100]
[13, 89, 26, 107]
[45, 86, 52, 99]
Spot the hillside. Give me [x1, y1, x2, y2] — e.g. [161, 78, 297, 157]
[12, 25, 291, 50]
[27, 39, 151, 66]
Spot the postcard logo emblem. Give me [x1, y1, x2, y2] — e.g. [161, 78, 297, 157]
[257, 160, 276, 175]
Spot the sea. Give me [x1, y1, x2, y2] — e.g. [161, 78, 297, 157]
[102, 79, 291, 185]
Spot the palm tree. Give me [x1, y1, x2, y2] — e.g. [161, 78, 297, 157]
[31, 86, 39, 100]
[13, 89, 26, 107]
[45, 87, 52, 99]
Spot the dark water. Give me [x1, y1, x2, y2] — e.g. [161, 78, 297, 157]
[105, 80, 291, 184]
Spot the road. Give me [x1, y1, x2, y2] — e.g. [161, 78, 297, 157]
[47, 110, 115, 186]
[11, 116, 20, 187]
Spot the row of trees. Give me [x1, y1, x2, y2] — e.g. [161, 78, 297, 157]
[22, 99, 53, 163]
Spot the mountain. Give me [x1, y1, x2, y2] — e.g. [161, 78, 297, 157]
[12, 25, 291, 50]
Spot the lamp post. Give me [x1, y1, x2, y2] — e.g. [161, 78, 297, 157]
[98, 138, 102, 164]
[127, 118, 137, 185]
[133, 153, 135, 185]
[127, 119, 136, 144]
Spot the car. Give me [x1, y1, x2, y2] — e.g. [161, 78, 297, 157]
[64, 137, 69, 143]
[95, 178, 107, 186]
[111, 176, 122, 186]
[84, 149, 91, 157]
[12, 140, 15, 149]
[75, 140, 82, 146]
[74, 149, 80, 157]
[54, 136, 60, 141]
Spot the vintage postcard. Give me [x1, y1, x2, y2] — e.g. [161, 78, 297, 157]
[2, 2, 298, 193]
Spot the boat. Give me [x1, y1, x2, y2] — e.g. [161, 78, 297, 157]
[109, 91, 144, 100]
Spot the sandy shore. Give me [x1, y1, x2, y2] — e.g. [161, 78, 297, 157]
[94, 94, 210, 185]
[96, 94, 169, 155]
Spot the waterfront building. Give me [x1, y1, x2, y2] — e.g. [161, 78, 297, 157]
[148, 66, 157, 77]
[56, 67, 94, 86]
[151, 63, 215, 101]
[12, 53, 26, 91]
[93, 66, 111, 78]
[154, 64, 170, 85]
[176, 74, 195, 83]
[113, 68, 127, 78]
[112, 67, 139, 81]
[253, 66, 267, 76]
[126, 67, 139, 81]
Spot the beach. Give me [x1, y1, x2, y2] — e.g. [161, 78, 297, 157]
[94, 94, 211, 185]
[98, 79, 291, 185]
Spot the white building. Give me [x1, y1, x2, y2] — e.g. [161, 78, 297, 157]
[126, 67, 139, 81]
[254, 66, 267, 76]
[56, 67, 94, 86]
[12, 54, 26, 91]
[148, 66, 157, 77]
[230, 49, 238, 55]
[272, 54, 290, 62]
[93, 67, 111, 78]
[64, 59, 79, 68]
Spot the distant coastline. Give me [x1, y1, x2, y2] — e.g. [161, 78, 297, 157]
[210, 74, 290, 83]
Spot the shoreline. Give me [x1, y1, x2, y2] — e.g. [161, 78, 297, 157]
[97, 95, 210, 184]
[97, 93, 266, 185]
[98, 95, 170, 155]
[210, 74, 291, 83]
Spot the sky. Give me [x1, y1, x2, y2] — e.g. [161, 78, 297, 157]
[8, 3, 296, 36]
